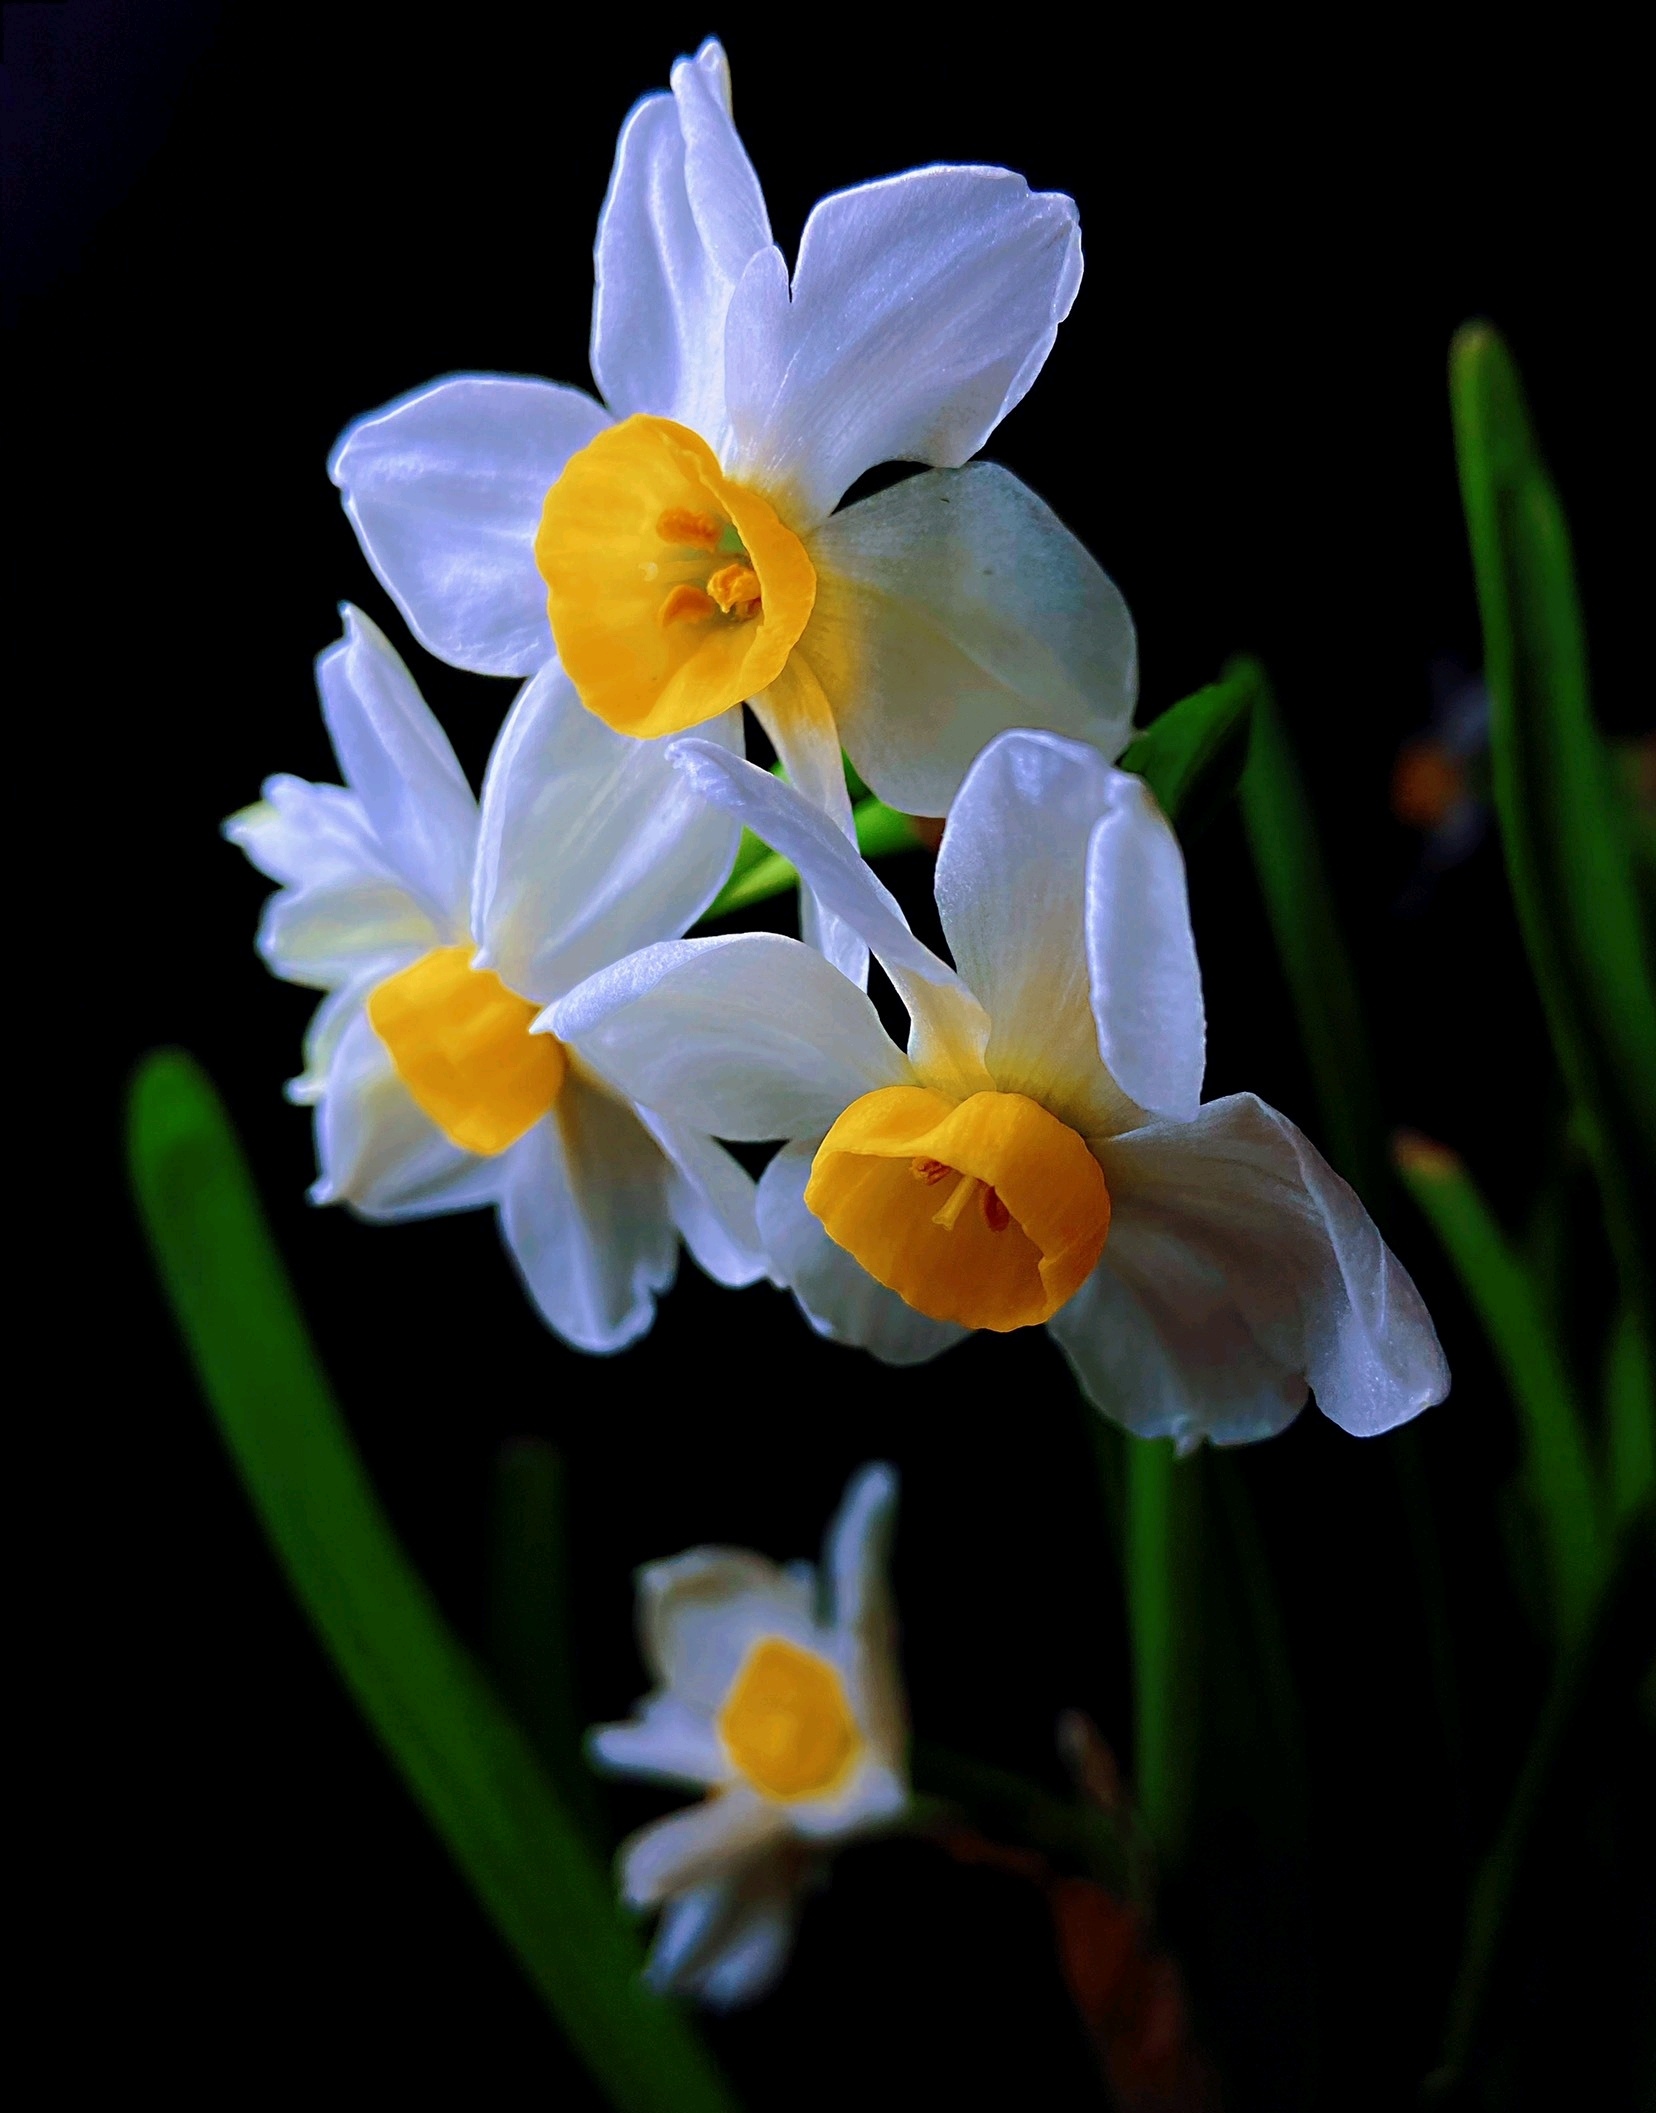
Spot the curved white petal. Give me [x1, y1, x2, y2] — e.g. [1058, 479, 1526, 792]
[752, 658, 869, 988]
[823, 1463, 906, 1768]
[619, 1788, 783, 1908]
[724, 166, 1082, 526]
[1085, 772, 1205, 1122]
[471, 658, 740, 1005]
[552, 934, 910, 1142]
[287, 966, 405, 1106]
[638, 1549, 816, 1708]
[498, 1075, 676, 1354]
[669, 1883, 797, 2011]
[635, 1107, 768, 1288]
[257, 885, 436, 992]
[314, 1008, 502, 1220]
[666, 741, 991, 1094]
[807, 465, 1137, 817]
[592, 39, 770, 442]
[329, 376, 609, 676]
[588, 1692, 725, 1788]
[225, 774, 389, 893]
[935, 732, 1141, 1139]
[756, 1142, 968, 1368]
[1083, 1094, 1450, 1442]
[315, 607, 477, 929]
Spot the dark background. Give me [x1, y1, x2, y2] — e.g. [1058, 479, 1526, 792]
[12, 4, 1649, 2105]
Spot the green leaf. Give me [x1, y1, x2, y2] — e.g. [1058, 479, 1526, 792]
[1121, 660, 1257, 841]
[126, 1050, 737, 2113]
[1237, 661, 1385, 1201]
[1394, 1130, 1604, 1645]
[1605, 1308, 1656, 1529]
[1450, 323, 1656, 1329]
[1124, 1439, 1202, 1867]
[488, 1438, 607, 1852]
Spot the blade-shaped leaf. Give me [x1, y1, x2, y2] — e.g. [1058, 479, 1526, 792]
[1120, 658, 1257, 842]
[127, 1049, 737, 2113]
[1394, 1131, 1604, 1644]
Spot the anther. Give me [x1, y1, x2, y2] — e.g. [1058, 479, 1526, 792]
[659, 583, 717, 627]
[657, 507, 723, 552]
[910, 1157, 952, 1186]
[707, 561, 763, 620]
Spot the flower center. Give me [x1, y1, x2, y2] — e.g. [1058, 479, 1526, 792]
[717, 1636, 861, 1802]
[366, 944, 566, 1156]
[806, 1086, 1111, 1331]
[535, 414, 816, 740]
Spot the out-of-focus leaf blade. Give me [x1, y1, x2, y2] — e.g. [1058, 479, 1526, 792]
[126, 1050, 737, 2113]
[1394, 1130, 1603, 1644]
[1605, 1309, 1656, 1529]
[1450, 323, 1656, 1321]
[488, 1437, 607, 1852]
[1121, 661, 1257, 842]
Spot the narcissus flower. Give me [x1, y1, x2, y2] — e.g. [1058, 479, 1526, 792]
[552, 733, 1450, 1446]
[225, 607, 763, 1351]
[589, 1463, 906, 2007]
[329, 40, 1134, 970]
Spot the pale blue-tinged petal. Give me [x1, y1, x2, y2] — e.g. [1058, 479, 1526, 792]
[1084, 1093, 1450, 1441]
[751, 659, 870, 988]
[678, 1887, 797, 2010]
[257, 885, 436, 992]
[935, 732, 1141, 1139]
[756, 1142, 969, 1367]
[315, 607, 477, 930]
[666, 742, 992, 1094]
[634, 1107, 768, 1288]
[286, 968, 405, 1107]
[588, 1692, 725, 1788]
[637, 1548, 816, 1708]
[329, 376, 609, 676]
[498, 1075, 676, 1354]
[313, 1008, 502, 1220]
[823, 1463, 906, 1765]
[1085, 772, 1206, 1123]
[591, 39, 770, 442]
[225, 775, 388, 893]
[470, 658, 740, 1005]
[723, 167, 1082, 527]
[619, 1789, 783, 1909]
[806, 464, 1136, 817]
[552, 934, 911, 1142]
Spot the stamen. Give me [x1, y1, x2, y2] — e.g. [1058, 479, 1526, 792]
[981, 1186, 1011, 1233]
[656, 506, 723, 551]
[707, 561, 763, 620]
[931, 1173, 982, 1232]
[910, 1157, 952, 1186]
[659, 582, 717, 627]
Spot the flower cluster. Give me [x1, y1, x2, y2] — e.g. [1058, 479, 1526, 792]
[230, 38, 1448, 2002]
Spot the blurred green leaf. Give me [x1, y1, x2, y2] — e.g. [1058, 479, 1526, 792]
[488, 1438, 606, 1852]
[1605, 1309, 1656, 1529]
[127, 1050, 737, 2113]
[1450, 323, 1656, 1330]
[910, 1740, 1138, 1899]
[1124, 1439, 1202, 1867]
[1395, 1131, 1604, 1645]
[1121, 660, 1257, 841]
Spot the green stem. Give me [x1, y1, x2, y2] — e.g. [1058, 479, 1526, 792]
[1124, 1440, 1201, 1868]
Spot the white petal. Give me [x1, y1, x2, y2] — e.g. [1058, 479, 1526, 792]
[666, 741, 992, 1094]
[619, 1789, 782, 1908]
[588, 1692, 725, 1787]
[315, 607, 477, 928]
[314, 1009, 501, 1220]
[257, 885, 435, 992]
[756, 1142, 968, 1367]
[498, 1075, 676, 1354]
[329, 376, 609, 676]
[751, 657, 869, 988]
[724, 166, 1082, 526]
[591, 40, 770, 442]
[935, 732, 1141, 1138]
[552, 934, 910, 1142]
[679, 1887, 797, 2010]
[286, 968, 401, 1106]
[1085, 772, 1206, 1122]
[1075, 1094, 1450, 1442]
[634, 1107, 768, 1288]
[789, 1753, 910, 1841]
[225, 774, 388, 892]
[644, 1855, 803, 2008]
[807, 465, 1137, 816]
[638, 1550, 816, 1708]
[470, 658, 740, 1004]
[823, 1463, 907, 1769]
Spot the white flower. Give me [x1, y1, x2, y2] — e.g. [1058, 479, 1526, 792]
[590, 1464, 906, 2008]
[551, 733, 1451, 1447]
[328, 38, 1135, 981]
[225, 606, 765, 1352]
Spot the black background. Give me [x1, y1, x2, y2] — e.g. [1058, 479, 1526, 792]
[12, 4, 1650, 2106]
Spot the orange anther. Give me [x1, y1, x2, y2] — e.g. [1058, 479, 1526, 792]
[911, 1157, 952, 1186]
[656, 507, 723, 551]
[981, 1187, 1011, 1232]
[659, 583, 717, 627]
[707, 561, 763, 620]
